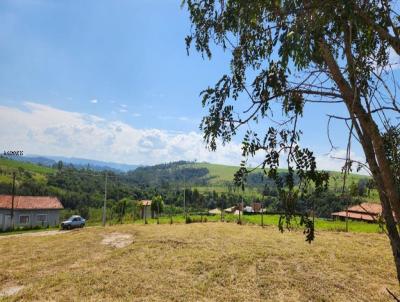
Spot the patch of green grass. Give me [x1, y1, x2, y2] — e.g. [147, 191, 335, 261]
[240, 214, 382, 233]
[0, 157, 54, 174]
[0, 174, 12, 184]
[194, 162, 247, 184]
[110, 213, 382, 234]
[191, 162, 376, 197]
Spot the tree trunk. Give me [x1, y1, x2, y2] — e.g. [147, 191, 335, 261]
[382, 194, 400, 283]
[361, 125, 400, 283]
[319, 40, 400, 283]
[348, 108, 400, 285]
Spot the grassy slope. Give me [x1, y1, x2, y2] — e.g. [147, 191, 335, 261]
[0, 158, 54, 187]
[194, 162, 368, 185]
[0, 223, 396, 301]
[126, 213, 382, 233]
[0, 157, 368, 185]
[192, 162, 377, 199]
[195, 162, 247, 184]
[0, 157, 54, 174]
[0, 158, 376, 200]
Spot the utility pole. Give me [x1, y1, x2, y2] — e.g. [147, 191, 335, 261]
[241, 196, 244, 223]
[238, 195, 243, 225]
[157, 201, 160, 224]
[345, 196, 349, 232]
[183, 186, 187, 221]
[220, 200, 223, 222]
[144, 202, 148, 224]
[261, 201, 264, 228]
[183, 173, 187, 221]
[312, 196, 315, 228]
[11, 172, 16, 230]
[102, 173, 108, 227]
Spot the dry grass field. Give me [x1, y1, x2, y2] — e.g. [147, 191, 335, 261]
[0, 223, 398, 301]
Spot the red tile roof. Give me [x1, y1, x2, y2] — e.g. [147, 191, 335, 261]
[346, 203, 382, 215]
[0, 195, 63, 210]
[331, 211, 377, 221]
[331, 202, 383, 222]
[138, 200, 152, 206]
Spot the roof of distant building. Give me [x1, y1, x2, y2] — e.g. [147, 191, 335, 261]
[0, 195, 63, 210]
[138, 200, 152, 206]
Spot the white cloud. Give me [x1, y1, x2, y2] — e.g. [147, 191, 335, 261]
[90, 99, 98, 104]
[158, 115, 193, 122]
[0, 102, 367, 173]
[118, 104, 128, 113]
[158, 115, 173, 120]
[0, 102, 245, 166]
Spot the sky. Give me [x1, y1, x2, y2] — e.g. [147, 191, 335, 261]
[0, 0, 394, 173]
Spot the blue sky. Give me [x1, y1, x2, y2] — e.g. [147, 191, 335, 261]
[0, 0, 383, 172]
[0, 0, 228, 129]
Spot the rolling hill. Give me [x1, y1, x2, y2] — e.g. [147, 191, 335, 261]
[0, 156, 377, 219]
[192, 162, 368, 187]
[7, 155, 139, 172]
[0, 156, 370, 191]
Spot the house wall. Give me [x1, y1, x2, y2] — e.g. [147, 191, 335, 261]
[0, 209, 61, 231]
[140, 206, 152, 219]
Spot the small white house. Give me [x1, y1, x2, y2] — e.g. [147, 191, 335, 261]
[0, 195, 64, 231]
[243, 206, 254, 213]
[138, 200, 153, 219]
[209, 208, 221, 215]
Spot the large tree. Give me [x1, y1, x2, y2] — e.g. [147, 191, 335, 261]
[184, 0, 400, 282]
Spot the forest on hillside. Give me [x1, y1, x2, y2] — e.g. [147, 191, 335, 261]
[0, 157, 374, 220]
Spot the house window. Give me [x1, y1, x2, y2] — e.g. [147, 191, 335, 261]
[37, 214, 48, 222]
[19, 215, 30, 225]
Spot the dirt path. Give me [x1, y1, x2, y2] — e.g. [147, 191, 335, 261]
[0, 229, 72, 239]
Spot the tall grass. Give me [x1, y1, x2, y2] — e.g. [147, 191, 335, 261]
[99, 212, 383, 234]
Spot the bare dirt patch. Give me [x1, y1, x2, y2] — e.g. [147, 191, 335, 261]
[101, 232, 133, 248]
[0, 230, 72, 240]
[0, 230, 71, 239]
[0, 285, 25, 297]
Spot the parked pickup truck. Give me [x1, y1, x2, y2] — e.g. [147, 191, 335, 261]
[61, 215, 86, 230]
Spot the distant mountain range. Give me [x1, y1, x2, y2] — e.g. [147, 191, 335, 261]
[5, 155, 140, 172]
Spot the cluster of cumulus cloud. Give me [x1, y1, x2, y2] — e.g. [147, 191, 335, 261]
[0, 102, 365, 173]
